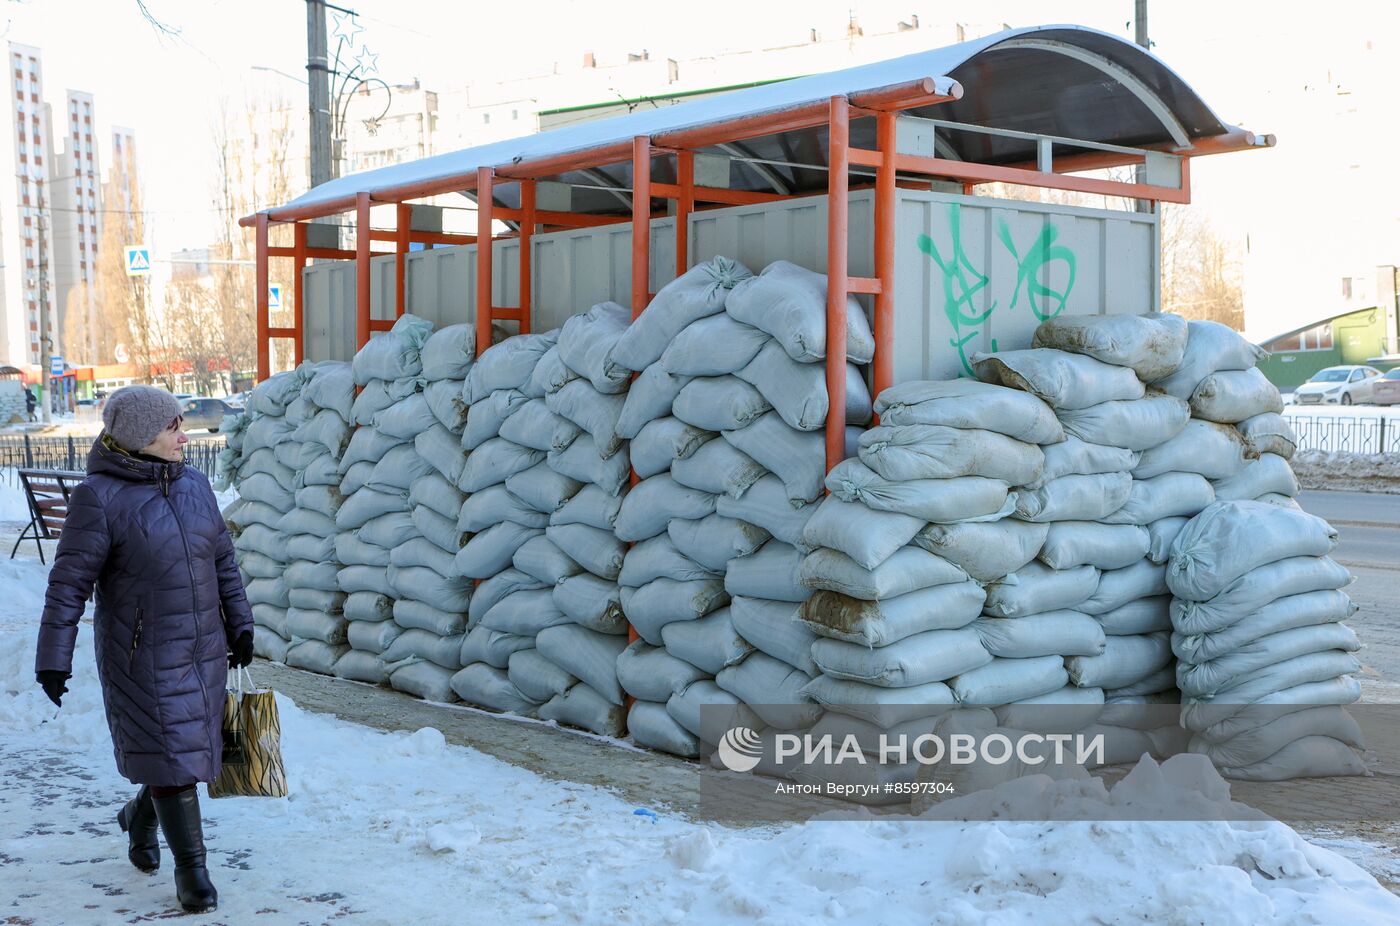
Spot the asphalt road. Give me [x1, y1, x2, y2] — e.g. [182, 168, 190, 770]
[1299, 490, 1400, 569]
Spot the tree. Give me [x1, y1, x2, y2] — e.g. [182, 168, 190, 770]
[1158, 204, 1245, 330]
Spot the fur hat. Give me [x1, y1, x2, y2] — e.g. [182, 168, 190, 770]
[102, 385, 183, 452]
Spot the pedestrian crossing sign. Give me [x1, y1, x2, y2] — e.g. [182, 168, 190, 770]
[124, 246, 151, 277]
[268, 285, 282, 310]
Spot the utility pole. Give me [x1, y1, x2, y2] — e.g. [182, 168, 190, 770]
[1133, 0, 1151, 214]
[307, 0, 333, 189]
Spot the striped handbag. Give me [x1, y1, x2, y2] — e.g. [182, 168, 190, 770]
[209, 667, 288, 798]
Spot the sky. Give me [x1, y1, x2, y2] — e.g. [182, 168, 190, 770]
[2, 0, 1396, 337]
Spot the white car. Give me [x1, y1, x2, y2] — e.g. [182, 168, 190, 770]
[1290, 365, 1384, 406]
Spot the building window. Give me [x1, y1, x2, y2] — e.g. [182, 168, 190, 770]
[483, 113, 490, 124]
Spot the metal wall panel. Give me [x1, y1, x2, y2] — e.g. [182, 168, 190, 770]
[301, 260, 357, 363]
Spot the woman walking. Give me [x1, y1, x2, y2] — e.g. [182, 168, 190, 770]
[34, 385, 255, 914]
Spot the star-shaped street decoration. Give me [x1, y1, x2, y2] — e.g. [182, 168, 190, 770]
[331, 9, 363, 42]
[353, 46, 380, 77]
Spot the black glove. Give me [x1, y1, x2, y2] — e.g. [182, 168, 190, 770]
[229, 631, 254, 669]
[37, 670, 70, 708]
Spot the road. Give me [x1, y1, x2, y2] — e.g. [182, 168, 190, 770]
[1299, 490, 1400, 569]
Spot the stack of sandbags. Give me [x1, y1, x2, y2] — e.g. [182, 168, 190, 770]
[450, 330, 562, 715]
[226, 371, 301, 662]
[279, 361, 354, 675]
[0, 386, 26, 423]
[335, 314, 436, 686]
[1168, 500, 1365, 779]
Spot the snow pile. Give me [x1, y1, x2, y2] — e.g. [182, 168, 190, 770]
[1168, 501, 1366, 779]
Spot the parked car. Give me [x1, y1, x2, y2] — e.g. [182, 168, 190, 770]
[1290, 365, 1384, 406]
[180, 397, 240, 433]
[1371, 368, 1400, 406]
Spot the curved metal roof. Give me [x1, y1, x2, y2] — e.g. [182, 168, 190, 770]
[269, 24, 1246, 220]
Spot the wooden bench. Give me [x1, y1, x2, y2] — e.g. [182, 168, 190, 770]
[10, 468, 86, 565]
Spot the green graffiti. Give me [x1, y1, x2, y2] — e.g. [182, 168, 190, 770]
[997, 219, 1077, 322]
[919, 203, 1079, 375]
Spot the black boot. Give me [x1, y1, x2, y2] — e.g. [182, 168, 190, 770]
[115, 786, 160, 873]
[150, 789, 218, 913]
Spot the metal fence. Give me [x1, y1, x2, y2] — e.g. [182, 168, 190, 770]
[1282, 414, 1400, 455]
[0, 434, 226, 486]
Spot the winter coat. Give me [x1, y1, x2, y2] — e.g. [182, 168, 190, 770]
[35, 435, 255, 786]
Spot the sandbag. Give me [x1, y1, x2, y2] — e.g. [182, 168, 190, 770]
[1096, 596, 1172, 636]
[1065, 632, 1173, 690]
[450, 663, 540, 714]
[1079, 558, 1169, 615]
[467, 569, 547, 627]
[1145, 517, 1189, 565]
[631, 417, 712, 478]
[1211, 454, 1299, 502]
[498, 398, 580, 453]
[670, 437, 765, 500]
[408, 472, 466, 523]
[1167, 501, 1338, 601]
[458, 438, 544, 493]
[350, 380, 397, 427]
[505, 462, 584, 515]
[393, 598, 467, 637]
[874, 379, 1064, 444]
[539, 683, 626, 736]
[545, 379, 626, 457]
[336, 532, 391, 567]
[722, 411, 838, 506]
[724, 259, 874, 363]
[547, 523, 627, 580]
[1103, 473, 1216, 526]
[366, 444, 434, 493]
[912, 519, 1048, 583]
[284, 559, 341, 592]
[798, 675, 956, 728]
[666, 679, 766, 745]
[549, 484, 623, 531]
[614, 475, 716, 542]
[628, 701, 702, 758]
[620, 577, 729, 645]
[1151, 319, 1267, 400]
[455, 522, 543, 579]
[335, 649, 390, 684]
[619, 535, 717, 587]
[459, 624, 536, 670]
[552, 573, 627, 635]
[373, 392, 438, 441]
[462, 388, 528, 450]
[386, 565, 472, 613]
[616, 641, 709, 703]
[799, 545, 967, 600]
[556, 300, 632, 393]
[800, 498, 925, 571]
[1014, 472, 1132, 522]
[1055, 394, 1190, 451]
[287, 587, 346, 614]
[1190, 367, 1284, 424]
[715, 475, 817, 552]
[285, 639, 349, 675]
[458, 485, 548, 533]
[343, 591, 394, 623]
[547, 436, 630, 496]
[1133, 420, 1252, 481]
[736, 341, 872, 431]
[672, 375, 771, 433]
[358, 511, 419, 550]
[537, 624, 628, 705]
[1173, 589, 1357, 665]
[668, 514, 769, 572]
[825, 459, 1011, 523]
[285, 607, 349, 645]
[512, 535, 583, 585]
[611, 256, 752, 371]
[352, 313, 432, 384]
[984, 562, 1100, 618]
[974, 612, 1105, 658]
[1040, 522, 1150, 571]
[1177, 624, 1360, 699]
[1172, 557, 1353, 636]
[659, 312, 769, 377]
[973, 348, 1145, 409]
[419, 323, 476, 381]
[797, 581, 986, 647]
[1026, 437, 1140, 490]
[1237, 413, 1298, 460]
[858, 424, 1044, 484]
[616, 364, 689, 440]
[715, 652, 820, 730]
[950, 655, 1070, 705]
[465, 331, 558, 404]
[526, 346, 577, 398]
[811, 627, 991, 688]
[508, 649, 578, 703]
[660, 608, 753, 675]
[729, 596, 819, 675]
[284, 533, 334, 563]
[478, 588, 571, 637]
[723, 540, 808, 602]
[1031, 311, 1188, 381]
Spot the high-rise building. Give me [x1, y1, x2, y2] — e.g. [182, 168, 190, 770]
[1, 41, 58, 367]
[51, 89, 102, 364]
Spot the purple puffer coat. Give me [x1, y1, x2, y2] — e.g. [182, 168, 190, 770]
[35, 436, 254, 786]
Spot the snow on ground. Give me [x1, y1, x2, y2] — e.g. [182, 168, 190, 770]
[3, 535, 1399, 924]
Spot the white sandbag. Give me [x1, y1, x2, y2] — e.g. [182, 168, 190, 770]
[1014, 472, 1132, 522]
[1065, 632, 1173, 690]
[1168, 501, 1338, 602]
[457, 486, 548, 534]
[250, 604, 287, 638]
[284, 559, 340, 592]
[670, 437, 765, 499]
[285, 607, 349, 645]
[874, 379, 1065, 445]
[630, 417, 712, 478]
[1172, 557, 1353, 636]
[537, 624, 628, 705]
[628, 701, 702, 757]
[1188, 705, 1362, 767]
[462, 388, 528, 450]
[556, 300, 632, 393]
[358, 512, 419, 550]
[1190, 367, 1284, 424]
[729, 596, 819, 675]
[343, 591, 394, 623]
[1096, 596, 1172, 636]
[336, 532, 391, 567]
[235, 524, 290, 562]
[620, 577, 729, 645]
[724, 259, 874, 363]
[373, 392, 438, 441]
[736, 341, 872, 431]
[545, 379, 626, 457]
[715, 652, 820, 730]
[335, 649, 390, 683]
[366, 443, 434, 493]
[811, 627, 991, 688]
[247, 370, 302, 414]
[238, 550, 284, 580]
[669, 514, 770, 572]
[1146, 516, 1190, 565]
[1211, 453, 1299, 502]
[912, 520, 1048, 583]
[297, 409, 351, 459]
[974, 612, 1105, 658]
[350, 380, 396, 427]
[1177, 624, 1360, 699]
[526, 346, 577, 398]
[715, 475, 816, 551]
[455, 522, 543, 579]
[390, 536, 458, 575]
[611, 256, 752, 372]
[458, 438, 544, 493]
[284, 533, 334, 563]
[1151, 319, 1267, 400]
[799, 545, 967, 600]
[511, 535, 582, 585]
[973, 348, 1146, 409]
[547, 436, 630, 496]
[546, 523, 627, 580]
[338, 461, 376, 499]
[339, 427, 404, 475]
[672, 375, 770, 432]
[497, 398, 580, 453]
[393, 598, 467, 637]
[1056, 394, 1190, 451]
[465, 331, 558, 404]
[352, 313, 432, 384]
[337, 565, 395, 598]
[799, 675, 956, 728]
[238, 472, 294, 510]
[797, 582, 986, 647]
[508, 649, 578, 703]
[984, 562, 1100, 618]
[466, 569, 547, 627]
[505, 462, 584, 515]
[619, 535, 717, 587]
[387, 565, 472, 613]
[539, 683, 627, 736]
[614, 474, 716, 542]
[552, 574, 627, 635]
[1173, 589, 1357, 665]
[1102, 473, 1216, 526]
[666, 679, 767, 745]
[1040, 522, 1149, 570]
[1079, 559, 1168, 615]
[478, 588, 571, 637]
[616, 640, 709, 703]
[1031, 312, 1188, 381]
[825, 459, 1011, 523]
[800, 497, 924, 571]
[450, 663, 539, 714]
[661, 607, 752, 675]
[1237, 413, 1297, 461]
[1180, 653, 1362, 728]
[724, 540, 808, 602]
[419, 323, 476, 381]
[659, 312, 769, 376]
[616, 364, 689, 440]
[422, 377, 470, 432]
[301, 453, 343, 488]
[951, 655, 1070, 705]
[1133, 420, 1252, 481]
[1216, 734, 1366, 781]
[550, 484, 623, 531]
[408, 472, 466, 523]
[459, 624, 536, 669]
[279, 508, 338, 539]
[722, 411, 837, 506]
[285, 639, 349, 675]
[858, 423, 1044, 484]
[287, 587, 346, 614]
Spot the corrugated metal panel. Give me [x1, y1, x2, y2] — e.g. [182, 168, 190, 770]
[301, 260, 357, 363]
